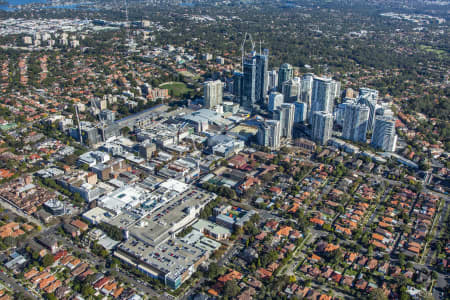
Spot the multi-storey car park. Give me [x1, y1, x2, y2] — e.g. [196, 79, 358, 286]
[82, 178, 218, 289]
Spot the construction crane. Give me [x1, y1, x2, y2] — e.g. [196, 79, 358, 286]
[240, 32, 255, 72]
[74, 104, 83, 145]
[259, 39, 266, 55]
[176, 122, 188, 144]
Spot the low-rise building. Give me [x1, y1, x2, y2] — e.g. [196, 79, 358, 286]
[192, 219, 231, 241]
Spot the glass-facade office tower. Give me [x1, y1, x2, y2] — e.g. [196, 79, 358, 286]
[254, 49, 269, 104]
[242, 56, 257, 109]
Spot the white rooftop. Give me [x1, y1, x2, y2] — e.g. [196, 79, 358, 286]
[98, 185, 147, 213]
[159, 179, 189, 194]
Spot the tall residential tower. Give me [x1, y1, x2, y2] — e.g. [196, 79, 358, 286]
[312, 111, 333, 145]
[278, 63, 293, 92]
[371, 116, 397, 152]
[342, 103, 369, 143]
[274, 103, 295, 139]
[257, 119, 281, 150]
[358, 87, 379, 131]
[204, 80, 223, 109]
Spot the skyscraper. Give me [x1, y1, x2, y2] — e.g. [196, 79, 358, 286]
[257, 119, 281, 150]
[242, 56, 257, 109]
[281, 77, 301, 102]
[274, 103, 295, 139]
[294, 102, 307, 123]
[310, 77, 335, 122]
[335, 98, 356, 127]
[300, 73, 314, 119]
[331, 80, 341, 100]
[232, 71, 244, 103]
[268, 70, 278, 91]
[312, 111, 333, 145]
[371, 116, 397, 152]
[204, 80, 223, 109]
[358, 87, 379, 131]
[268, 92, 284, 112]
[254, 50, 269, 104]
[278, 63, 293, 91]
[342, 103, 369, 143]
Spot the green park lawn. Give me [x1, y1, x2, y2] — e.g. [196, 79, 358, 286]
[159, 81, 193, 98]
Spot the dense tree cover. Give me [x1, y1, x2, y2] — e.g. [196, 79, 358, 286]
[176, 225, 193, 237]
[71, 274, 97, 298]
[222, 279, 240, 299]
[91, 242, 109, 258]
[206, 262, 225, 279]
[243, 213, 260, 235]
[258, 249, 279, 268]
[36, 177, 84, 206]
[41, 253, 55, 267]
[199, 196, 223, 219]
[368, 288, 388, 300]
[202, 182, 237, 199]
[43, 293, 57, 300]
[97, 222, 124, 241]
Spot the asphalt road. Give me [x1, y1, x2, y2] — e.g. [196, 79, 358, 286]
[217, 242, 239, 267]
[0, 195, 45, 229]
[281, 233, 313, 276]
[0, 271, 37, 299]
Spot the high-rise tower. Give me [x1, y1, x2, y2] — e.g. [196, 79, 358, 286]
[257, 119, 281, 150]
[371, 116, 397, 152]
[278, 63, 293, 92]
[254, 49, 269, 104]
[312, 111, 333, 145]
[204, 80, 223, 109]
[358, 87, 379, 132]
[274, 103, 295, 139]
[242, 56, 257, 109]
[342, 103, 369, 143]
